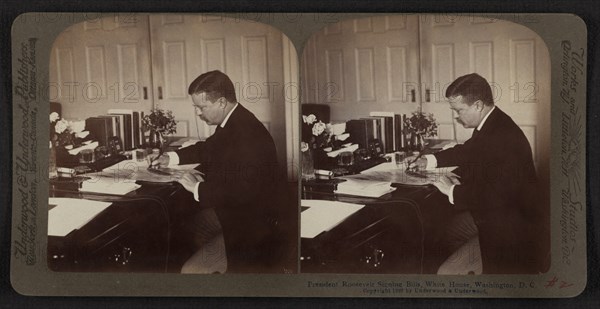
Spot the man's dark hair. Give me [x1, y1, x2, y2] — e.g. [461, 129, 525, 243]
[188, 70, 237, 103]
[445, 73, 494, 106]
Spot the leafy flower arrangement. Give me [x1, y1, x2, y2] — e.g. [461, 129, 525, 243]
[404, 111, 438, 137]
[50, 112, 88, 147]
[301, 114, 332, 152]
[142, 108, 177, 136]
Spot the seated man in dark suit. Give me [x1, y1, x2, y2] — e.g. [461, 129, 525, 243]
[150, 70, 286, 273]
[405, 73, 546, 274]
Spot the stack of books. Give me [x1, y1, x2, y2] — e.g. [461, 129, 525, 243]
[85, 109, 145, 150]
[346, 111, 409, 154]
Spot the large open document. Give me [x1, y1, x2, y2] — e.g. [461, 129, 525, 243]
[76, 160, 200, 195]
[301, 199, 365, 238]
[89, 159, 200, 183]
[348, 157, 458, 186]
[48, 198, 112, 237]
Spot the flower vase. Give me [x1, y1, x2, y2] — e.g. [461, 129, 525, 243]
[301, 147, 316, 181]
[411, 133, 425, 152]
[148, 130, 165, 150]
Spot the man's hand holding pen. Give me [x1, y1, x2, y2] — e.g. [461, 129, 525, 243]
[399, 153, 428, 171]
[147, 153, 170, 169]
[399, 153, 461, 198]
[145, 152, 205, 193]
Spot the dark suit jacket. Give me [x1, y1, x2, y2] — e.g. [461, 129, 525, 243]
[175, 104, 285, 273]
[434, 107, 546, 273]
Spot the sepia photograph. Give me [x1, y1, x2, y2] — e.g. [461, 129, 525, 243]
[300, 14, 551, 275]
[8, 11, 588, 297]
[45, 13, 299, 274]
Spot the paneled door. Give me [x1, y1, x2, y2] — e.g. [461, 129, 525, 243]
[419, 15, 551, 170]
[302, 15, 421, 123]
[148, 14, 288, 167]
[49, 14, 154, 119]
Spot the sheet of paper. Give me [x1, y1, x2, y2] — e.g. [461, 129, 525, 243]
[426, 139, 458, 150]
[48, 198, 112, 237]
[169, 137, 202, 148]
[441, 142, 457, 150]
[301, 199, 364, 238]
[362, 160, 398, 172]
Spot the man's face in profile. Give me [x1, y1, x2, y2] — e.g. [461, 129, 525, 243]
[448, 95, 482, 129]
[191, 92, 224, 126]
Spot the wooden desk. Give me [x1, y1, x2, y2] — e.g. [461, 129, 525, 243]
[301, 178, 453, 274]
[48, 181, 193, 273]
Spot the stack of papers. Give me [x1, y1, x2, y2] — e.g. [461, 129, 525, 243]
[334, 133, 350, 141]
[67, 141, 99, 155]
[326, 143, 359, 158]
[334, 178, 395, 197]
[301, 199, 364, 238]
[81, 176, 141, 195]
[48, 198, 112, 236]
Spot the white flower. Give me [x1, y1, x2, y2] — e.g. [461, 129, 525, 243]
[301, 142, 309, 152]
[305, 114, 317, 125]
[50, 112, 59, 122]
[54, 119, 68, 134]
[312, 121, 326, 136]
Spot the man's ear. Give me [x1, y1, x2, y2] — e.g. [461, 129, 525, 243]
[475, 100, 484, 111]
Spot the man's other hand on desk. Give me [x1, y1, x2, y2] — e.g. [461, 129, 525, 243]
[175, 171, 205, 194]
[432, 175, 461, 203]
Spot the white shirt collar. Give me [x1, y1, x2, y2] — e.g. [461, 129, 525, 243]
[220, 103, 238, 128]
[476, 105, 496, 131]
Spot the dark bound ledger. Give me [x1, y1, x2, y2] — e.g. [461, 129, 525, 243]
[85, 117, 113, 147]
[132, 111, 140, 148]
[346, 119, 375, 150]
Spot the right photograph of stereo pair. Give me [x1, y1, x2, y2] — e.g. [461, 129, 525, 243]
[299, 14, 550, 275]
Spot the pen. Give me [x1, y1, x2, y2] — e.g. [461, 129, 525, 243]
[405, 151, 424, 172]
